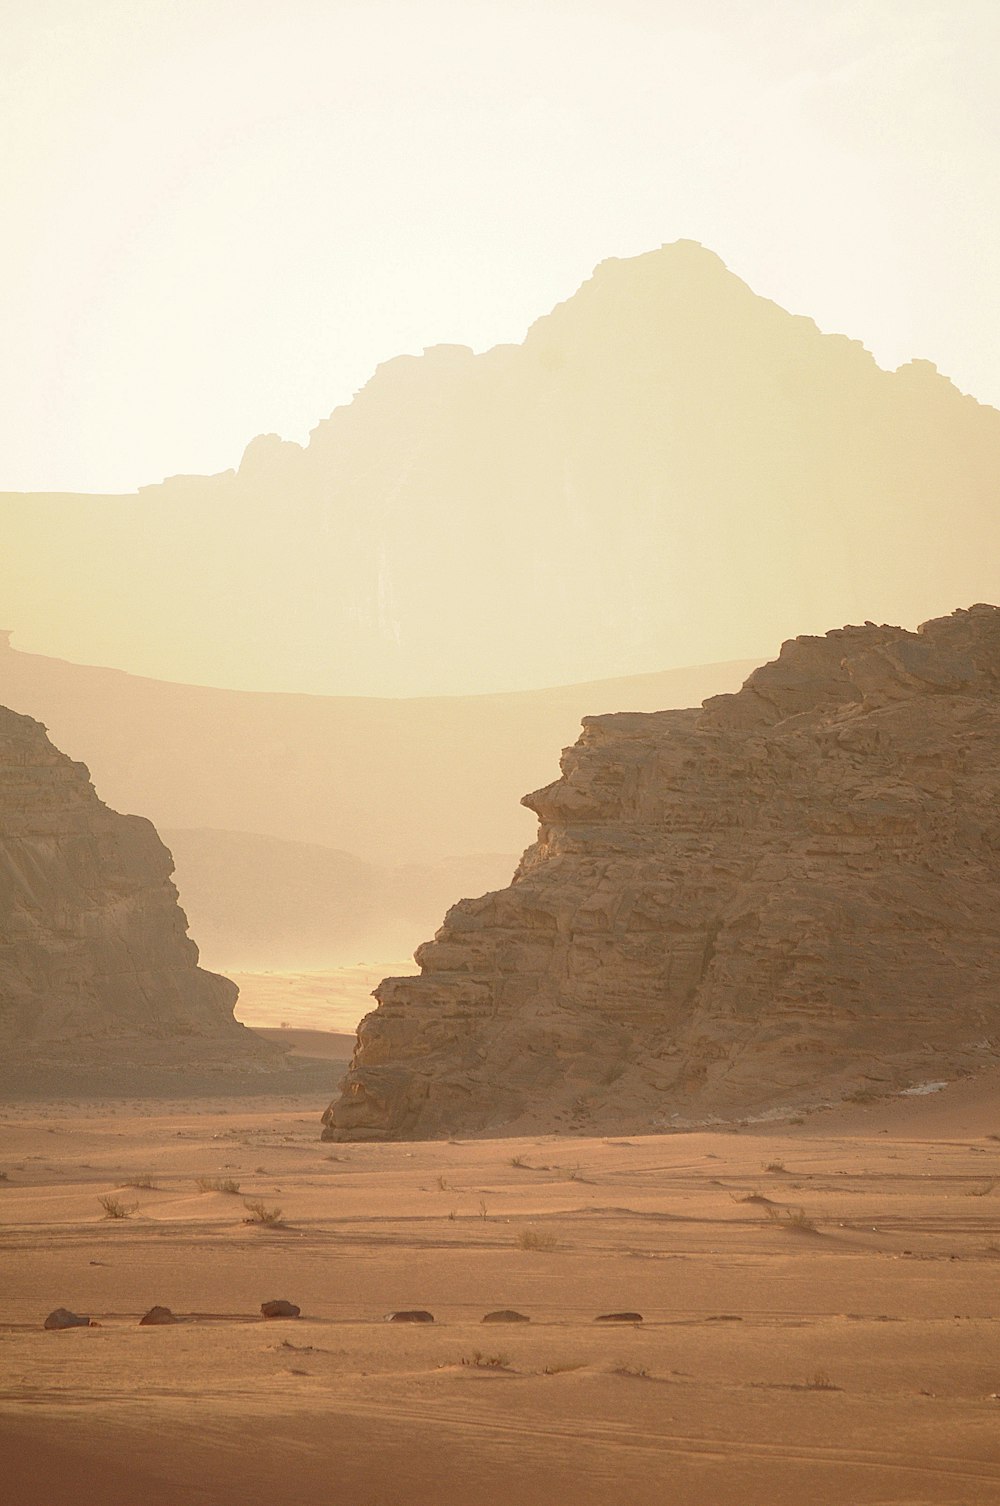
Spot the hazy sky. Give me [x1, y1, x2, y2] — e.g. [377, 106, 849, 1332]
[3, 0, 998, 493]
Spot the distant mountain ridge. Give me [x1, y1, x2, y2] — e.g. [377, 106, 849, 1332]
[4, 240, 998, 696]
[0, 638, 756, 967]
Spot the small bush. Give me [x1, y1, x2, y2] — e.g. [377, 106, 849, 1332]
[123, 1173, 156, 1189]
[461, 1350, 510, 1369]
[509, 1155, 530, 1169]
[98, 1194, 137, 1219]
[197, 1177, 241, 1194]
[805, 1370, 838, 1390]
[243, 1199, 283, 1226]
[763, 1160, 787, 1173]
[518, 1228, 559, 1252]
[764, 1205, 816, 1231]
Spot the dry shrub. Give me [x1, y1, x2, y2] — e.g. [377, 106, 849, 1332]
[243, 1199, 283, 1226]
[518, 1228, 559, 1252]
[461, 1350, 510, 1369]
[98, 1194, 137, 1219]
[196, 1177, 241, 1194]
[764, 1205, 816, 1231]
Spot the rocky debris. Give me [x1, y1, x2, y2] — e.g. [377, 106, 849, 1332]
[384, 1310, 434, 1323]
[44, 1308, 90, 1330]
[260, 1300, 301, 1319]
[0, 704, 271, 1065]
[138, 1306, 178, 1325]
[323, 606, 1000, 1140]
[595, 1313, 644, 1324]
[481, 1310, 530, 1323]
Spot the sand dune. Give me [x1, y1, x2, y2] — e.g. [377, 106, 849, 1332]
[4, 1080, 1000, 1504]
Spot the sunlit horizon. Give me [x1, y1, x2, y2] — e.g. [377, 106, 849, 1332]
[4, 0, 999, 493]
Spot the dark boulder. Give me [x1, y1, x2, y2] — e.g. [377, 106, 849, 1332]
[481, 1310, 530, 1323]
[44, 1308, 90, 1330]
[595, 1312, 643, 1323]
[385, 1310, 434, 1323]
[261, 1300, 301, 1319]
[139, 1306, 178, 1325]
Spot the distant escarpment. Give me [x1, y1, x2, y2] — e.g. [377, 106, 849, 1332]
[0, 705, 266, 1066]
[4, 241, 1000, 696]
[323, 606, 1000, 1140]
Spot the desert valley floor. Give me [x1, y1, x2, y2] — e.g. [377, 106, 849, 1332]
[5, 1054, 1000, 1505]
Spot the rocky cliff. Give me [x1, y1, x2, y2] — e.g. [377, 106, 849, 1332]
[323, 605, 1000, 1140]
[0, 704, 265, 1064]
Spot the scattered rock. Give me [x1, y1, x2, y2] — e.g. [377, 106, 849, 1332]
[481, 1310, 530, 1324]
[595, 1312, 644, 1324]
[139, 1306, 178, 1325]
[384, 1310, 434, 1323]
[44, 1308, 90, 1330]
[261, 1300, 301, 1319]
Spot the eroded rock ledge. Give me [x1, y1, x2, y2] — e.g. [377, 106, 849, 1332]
[0, 704, 266, 1066]
[322, 605, 1000, 1141]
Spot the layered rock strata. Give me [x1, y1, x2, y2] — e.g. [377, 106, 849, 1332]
[323, 605, 1000, 1140]
[0, 704, 262, 1062]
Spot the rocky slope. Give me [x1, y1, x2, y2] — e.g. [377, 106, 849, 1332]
[4, 242, 1000, 696]
[323, 605, 1000, 1139]
[0, 704, 266, 1064]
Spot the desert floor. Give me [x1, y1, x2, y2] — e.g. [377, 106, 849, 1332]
[231, 962, 418, 1034]
[4, 1075, 1000, 1505]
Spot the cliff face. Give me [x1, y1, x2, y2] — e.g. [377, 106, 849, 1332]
[323, 605, 1000, 1140]
[0, 704, 259, 1061]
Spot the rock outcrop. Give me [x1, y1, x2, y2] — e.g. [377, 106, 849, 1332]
[323, 606, 1000, 1140]
[0, 703, 264, 1064]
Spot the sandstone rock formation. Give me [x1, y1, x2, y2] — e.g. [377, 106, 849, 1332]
[0, 704, 266, 1064]
[323, 606, 1000, 1140]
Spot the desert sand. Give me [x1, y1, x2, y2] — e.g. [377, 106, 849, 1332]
[232, 963, 417, 1035]
[4, 1077, 1000, 1505]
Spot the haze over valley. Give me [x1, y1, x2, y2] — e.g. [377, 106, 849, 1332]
[4, 4, 1000, 1501]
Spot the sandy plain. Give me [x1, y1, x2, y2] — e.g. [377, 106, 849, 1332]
[231, 963, 417, 1035]
[4, 1069, 1000, 1505]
